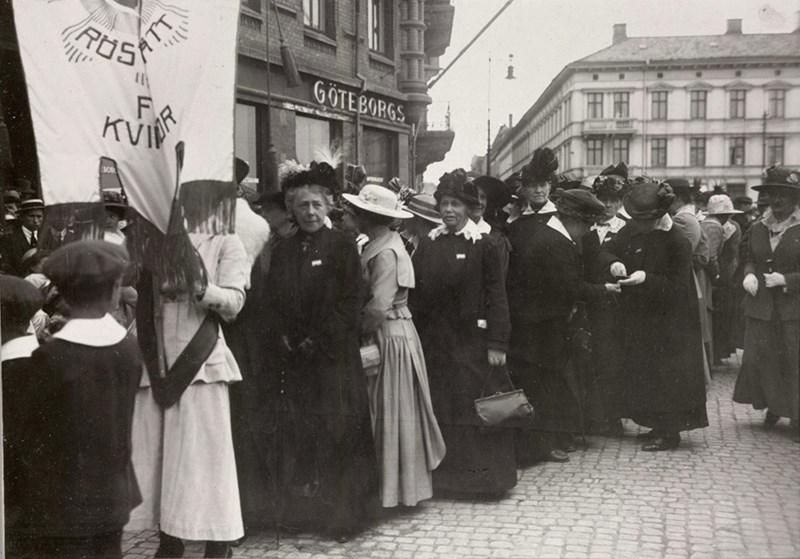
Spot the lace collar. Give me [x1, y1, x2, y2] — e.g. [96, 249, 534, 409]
[428, 218, 482, 244]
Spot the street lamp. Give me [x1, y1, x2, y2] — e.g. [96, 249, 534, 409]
[486, 53, 515, 176]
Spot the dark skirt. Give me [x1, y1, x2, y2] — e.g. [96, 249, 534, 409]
[734, 316, 800, 422]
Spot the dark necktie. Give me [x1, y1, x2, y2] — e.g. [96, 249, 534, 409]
[30, 232, 37, 248]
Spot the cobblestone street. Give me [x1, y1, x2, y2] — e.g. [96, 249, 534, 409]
[123, 367, 800, 559]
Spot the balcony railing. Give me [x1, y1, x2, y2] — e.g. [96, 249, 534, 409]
[582, 118, 637, 135]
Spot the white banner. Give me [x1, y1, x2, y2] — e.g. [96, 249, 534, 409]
[13, 0, 240, 234]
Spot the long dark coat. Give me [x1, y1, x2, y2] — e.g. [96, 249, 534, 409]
[0, 225, 36, 276]
[508, 223, 608, 433]
[599, 224, 708, 433]
[260, 227, 378, 532]
[410, 232, 516, 495]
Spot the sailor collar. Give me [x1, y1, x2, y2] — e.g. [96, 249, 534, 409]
[1, 334, 39, 362]
[53, 313, 127, 347]
[522, 199, 557, 216]
[546, 215, 575, 244]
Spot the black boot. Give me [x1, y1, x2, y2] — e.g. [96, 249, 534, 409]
[154, 531, 184, 558]
[204, 541, 232, 558]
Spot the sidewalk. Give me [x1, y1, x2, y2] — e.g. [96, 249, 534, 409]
[123, 367, 800, 558]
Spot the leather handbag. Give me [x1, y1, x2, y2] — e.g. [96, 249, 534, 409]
[474, 368, 534, 427]
[360, 342, 381, 377]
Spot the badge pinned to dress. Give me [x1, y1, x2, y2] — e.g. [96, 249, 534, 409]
[312, 259, 323, 267]
[456, 253, 466, 260]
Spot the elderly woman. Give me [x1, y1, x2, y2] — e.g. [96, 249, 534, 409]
[260, 161, 378, 541]
[601, 181, 708, 451]
[410, 169, 515, 497]
[343, 184, 446, 509]
[734, 167, 800, 441]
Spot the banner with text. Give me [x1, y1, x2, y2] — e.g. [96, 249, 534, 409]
[13, 0, 240, 237]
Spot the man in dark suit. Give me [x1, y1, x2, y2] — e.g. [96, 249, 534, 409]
[1, 198, 43, 276]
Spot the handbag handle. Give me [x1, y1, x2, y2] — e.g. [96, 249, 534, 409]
[479, 365, 516, 398]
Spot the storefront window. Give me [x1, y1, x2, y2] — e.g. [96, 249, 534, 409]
[235, 103, 258, 186]
[363, 126, 398, 184]
[296, 115, 332, 165]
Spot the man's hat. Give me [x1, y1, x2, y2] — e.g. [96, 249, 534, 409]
[0, 275, 43, 329]
[623, 182, 676, 220]
[706, 194, 743, 216]
[19, 199, 44, 213]
[43, 240, 129, 293]
[752, 166, 800, 192]
[403, 193, 442, 225]
[551, 188, 606, 223]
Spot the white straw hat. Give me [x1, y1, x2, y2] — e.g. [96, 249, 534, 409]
[342, 184, 412, 219]
[706, 194, 743, 216]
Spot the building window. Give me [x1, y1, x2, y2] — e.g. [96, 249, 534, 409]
[241, 0, 261, 12]
[690, 90, 707, 120]
[303, 0, 324, 30]
[368, 0, 393, 55]
[586, 138, 603, 166]
[767, 137, 785, 165]
[651, 137, 667, 167]
[767, 89, 785, 118]
[587, 92, 603, 119]
[235, 103, 258, 186]
[295, 115, 332, 165]
[612, 92, 629, 118]
[612, 138, 629, 163]
[563, 140, 571, 170]
[364, 126, 398, 182]
[729, 90, 746, 119]
[651, 91, 668, 120]
[729, 137, 745, 166]
[689, 137, 706, 167]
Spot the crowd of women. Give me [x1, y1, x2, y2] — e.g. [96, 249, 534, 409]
[2, 148, 798, 558]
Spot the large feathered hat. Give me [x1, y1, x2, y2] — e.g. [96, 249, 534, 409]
[521, 147, 558, 186]
[279, 146, 342, 195]
[592, 162, 630, 199]
[434, 168, 480, 207]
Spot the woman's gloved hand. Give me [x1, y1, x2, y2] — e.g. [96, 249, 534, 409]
[742, 273, 759, 296]
[618, 270, 646, 286]
[610, 262, 628, 278]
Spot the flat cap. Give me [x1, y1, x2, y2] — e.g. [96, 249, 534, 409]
[43, 240, 129, 291]
[552, 188, 606, 223]
[624, 182, 675, 220]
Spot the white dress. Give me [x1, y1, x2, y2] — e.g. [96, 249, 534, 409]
[127, 234, 249, 541]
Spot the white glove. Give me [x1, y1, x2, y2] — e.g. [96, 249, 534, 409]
[610, 262, 628, 278]
[764, 272, 787, 289]
[619, 270, 646, 286]
[605, 283, 622, 294]
[742, 273, 758, 296]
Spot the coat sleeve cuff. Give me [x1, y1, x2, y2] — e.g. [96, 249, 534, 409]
[197, 283, 245, 322]
[784, 272, 800, 294]
[487, 339, 509, 353]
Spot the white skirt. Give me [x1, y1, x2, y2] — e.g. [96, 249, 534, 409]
[126, 382, 244, 541]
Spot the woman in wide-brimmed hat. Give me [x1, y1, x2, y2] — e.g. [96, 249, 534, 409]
[400, 193, 441, 256]
[701, 195, 744, 364]
[410, 169, 516, 497]
[599, 181, 708, 451]
[343, 185, 446, 509]
[734, 167, 800, 441]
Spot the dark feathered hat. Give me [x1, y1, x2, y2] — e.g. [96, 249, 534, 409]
[434, 169, 480, 208]
[753, 166, 800, 192]
[521, 147, 558, 186]
[623, 182, 675, 220]
[280, 160, 340, 195]
[593, 162, 630, 200]
[473, 175, 512, 210]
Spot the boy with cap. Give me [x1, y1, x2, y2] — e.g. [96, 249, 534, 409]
[0, 198, 44, 276]
[1, 275, 43, 550]
[12, 240, 142, 559]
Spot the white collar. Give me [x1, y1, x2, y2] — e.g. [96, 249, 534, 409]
[474, 218, 492, 235]
[22, 226, 35, 242]
[592, 215, 626, 233]
[428, 219, 482, 243]
[762, 208, 800, 232]
[522, 199, 557, 216]
[546, 215, 575, 244]
[1, 334, 39, 362]
[655, 214, 673, 232]
[53, 314, 127, 347]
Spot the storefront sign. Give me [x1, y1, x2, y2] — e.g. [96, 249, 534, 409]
[313, 80, 406, 123]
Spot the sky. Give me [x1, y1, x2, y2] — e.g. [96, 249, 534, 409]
[422, 0, 800, 184]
